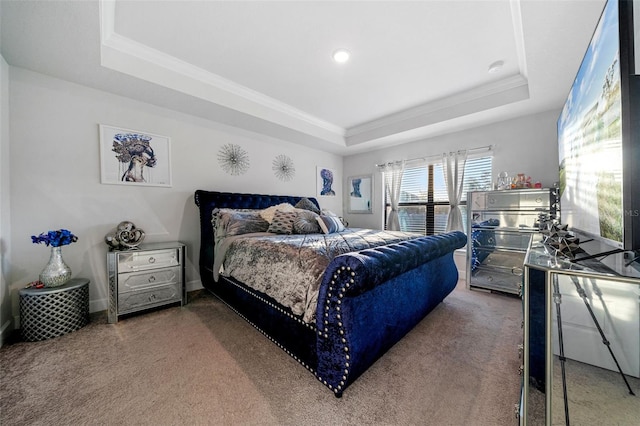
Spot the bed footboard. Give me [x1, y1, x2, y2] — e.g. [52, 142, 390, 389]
[315, 231, 466, 396]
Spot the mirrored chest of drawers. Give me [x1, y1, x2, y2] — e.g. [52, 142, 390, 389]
[107, 242, 186, 323]
[466, 188, 559, 295]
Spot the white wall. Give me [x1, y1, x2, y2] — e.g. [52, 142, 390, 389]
[7, 67, 343, 319]
[0, 54, 12, 345]
[342, 110, 561, 229]
[5, 67, 562, 329]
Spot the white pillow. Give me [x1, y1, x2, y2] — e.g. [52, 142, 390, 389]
[260, 203, 295, 223]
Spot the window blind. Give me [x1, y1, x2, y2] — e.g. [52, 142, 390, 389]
[385, 155, 493, 235]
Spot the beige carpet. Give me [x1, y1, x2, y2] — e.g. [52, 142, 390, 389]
[527, 358, 640, 426]
[550, 358, 639, 425]
[1, 281, 523, 426]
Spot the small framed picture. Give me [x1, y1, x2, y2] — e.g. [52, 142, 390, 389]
[99, 124, 172, 187]
[317, 166, 337, 197]
[347, 174, 373, 213]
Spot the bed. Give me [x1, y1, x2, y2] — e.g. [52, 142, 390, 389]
[194, 190, 466, 397]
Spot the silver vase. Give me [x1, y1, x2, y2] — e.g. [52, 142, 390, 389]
[39, 246, 72, 287]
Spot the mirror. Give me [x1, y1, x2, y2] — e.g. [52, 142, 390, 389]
[347, 175, 373, 214]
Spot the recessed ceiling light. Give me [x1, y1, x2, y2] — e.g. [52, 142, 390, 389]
[333, 49, 350, 63]
[488, 60, 504, 73]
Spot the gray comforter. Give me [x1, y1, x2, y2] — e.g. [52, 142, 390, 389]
[214, 228, 421, 323]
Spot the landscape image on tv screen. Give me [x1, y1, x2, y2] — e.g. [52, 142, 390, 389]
[558, 0, 623, 247]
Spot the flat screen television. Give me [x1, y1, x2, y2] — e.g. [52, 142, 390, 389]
[558, 0, 640, 257]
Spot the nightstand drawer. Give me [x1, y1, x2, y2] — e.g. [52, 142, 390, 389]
[118, 266, 181, 293]
[118, 282, 181, 314]
[117, 249, 179, 271]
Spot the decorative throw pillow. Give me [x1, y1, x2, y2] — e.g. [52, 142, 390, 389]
[212, 208, 267, 245]
[294, 197, 321, 215]
[212, 208, 247, 227]
[260, 203, 295, 223]
[268, 210, 298, 234]
[293, 210, 322, 234]
[221, 210, 269, 236]
[316, 215, 345, 234]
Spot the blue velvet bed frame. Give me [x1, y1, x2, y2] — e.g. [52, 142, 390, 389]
[194, 190, 466, 397]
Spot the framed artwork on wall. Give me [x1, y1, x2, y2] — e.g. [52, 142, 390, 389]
[99, 124, 172, 187]
[317, 166, 337, 197]
[347, 174, 373, 214]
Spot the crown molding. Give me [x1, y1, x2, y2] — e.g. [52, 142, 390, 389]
[510, 0, 529, 79]
[345, 0, 530, 146]
[345, 74, 529, 146]
[98, 0, 530, 149]
[98, 0, 345, 146]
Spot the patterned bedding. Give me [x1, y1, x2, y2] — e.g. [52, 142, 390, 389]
[214, 229, 421, 323]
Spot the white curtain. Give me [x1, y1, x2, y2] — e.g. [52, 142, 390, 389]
[442, 150, 468, 232]
[381, 161, 405, 231]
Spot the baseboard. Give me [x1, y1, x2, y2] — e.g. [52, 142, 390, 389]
[186, 279, 203, 292]
[0, 318, 13, 348]
[90, 298, 108, 314]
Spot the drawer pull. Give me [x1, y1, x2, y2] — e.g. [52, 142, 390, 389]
[511, 267, 523, 276]
[148, 257, 156, 264]
[148, 294, 157, 302]
[148, 275, 156, 283]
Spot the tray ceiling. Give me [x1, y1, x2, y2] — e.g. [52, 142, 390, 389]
[0, 0, 606, 154]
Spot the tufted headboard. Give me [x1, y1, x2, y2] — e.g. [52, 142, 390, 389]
[194, 190, 320, 285]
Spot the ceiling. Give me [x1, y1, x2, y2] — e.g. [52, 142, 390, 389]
[0, 0, 606, 155]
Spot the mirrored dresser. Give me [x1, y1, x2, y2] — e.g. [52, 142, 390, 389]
[466, 188, 559, 294]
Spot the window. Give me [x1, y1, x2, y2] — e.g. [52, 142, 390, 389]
[384, 155, 493, 235]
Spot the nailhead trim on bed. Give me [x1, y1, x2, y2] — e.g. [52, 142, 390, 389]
[318, 264, 353, 394]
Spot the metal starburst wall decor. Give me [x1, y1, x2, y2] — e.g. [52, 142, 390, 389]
[272, 154, 295, 181]
[218, 143, 250, 176]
